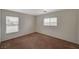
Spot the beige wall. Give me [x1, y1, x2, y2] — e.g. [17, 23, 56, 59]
[1, 10, 35, 41]
[77, 10, 79, 44]
[36, 10, 78, 44]
[0, 10, 1, 42]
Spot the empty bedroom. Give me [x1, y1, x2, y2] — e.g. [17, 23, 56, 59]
[0, 9, 79, 49]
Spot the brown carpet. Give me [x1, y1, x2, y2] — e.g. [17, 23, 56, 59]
[0, 32, 79, 49]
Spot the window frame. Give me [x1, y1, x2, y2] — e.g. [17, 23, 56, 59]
[6, 16, 19, 34]
[43, 17, 57, 26]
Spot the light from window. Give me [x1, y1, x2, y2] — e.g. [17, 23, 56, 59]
[6, 16, 19, 34]
[44, 17, 57, 26]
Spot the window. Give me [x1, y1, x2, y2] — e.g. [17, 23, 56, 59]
[6, 16, 19, 34]
[44, 17, 57, 26]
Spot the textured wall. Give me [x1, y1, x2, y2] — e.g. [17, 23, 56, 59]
[0, 10, 1, 42]
[36, 10, 78, 44]
[1, 10, 35, 41]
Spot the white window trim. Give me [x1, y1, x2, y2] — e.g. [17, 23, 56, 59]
[6, 16, 19, 34]
[44, 17, 57, 26]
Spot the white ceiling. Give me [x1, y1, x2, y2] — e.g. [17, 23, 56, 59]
[8, 9, 61, 16]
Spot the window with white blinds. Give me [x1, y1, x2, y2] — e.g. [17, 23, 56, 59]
[44, 17, 57, 26]
[6, 16, 19, 34]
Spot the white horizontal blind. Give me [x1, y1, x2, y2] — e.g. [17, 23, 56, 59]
[44, 17, 57, 26]
[6, 16, 19, 34]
